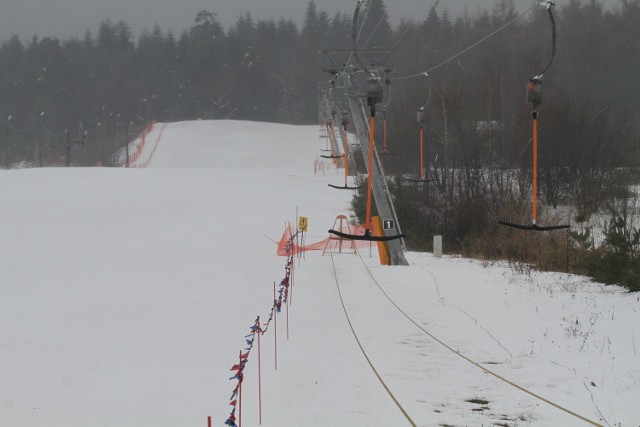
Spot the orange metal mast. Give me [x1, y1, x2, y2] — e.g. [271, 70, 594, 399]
[365, 113, 375, 229]
[419, 125, 425, 181]
[532, 113, 538, 225]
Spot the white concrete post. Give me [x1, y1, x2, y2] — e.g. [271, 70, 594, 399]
[433, 235, 442, 258]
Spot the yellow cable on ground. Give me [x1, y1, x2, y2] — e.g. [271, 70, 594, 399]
[329, 250, 417, 427]
[356, 250, 605, 427]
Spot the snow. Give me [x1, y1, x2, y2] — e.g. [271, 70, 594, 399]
[1, 120, 639, 427]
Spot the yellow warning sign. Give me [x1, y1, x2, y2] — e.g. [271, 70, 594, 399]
[298, 216, 309, 232]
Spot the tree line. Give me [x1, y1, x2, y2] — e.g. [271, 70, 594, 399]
[0, 4, 353, 166]
[1, 0, 637, 168]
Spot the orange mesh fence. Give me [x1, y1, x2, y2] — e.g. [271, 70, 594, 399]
[131, 123, 167, 168]
[276, 223, 373, 256]
[128, 121, 156, 166]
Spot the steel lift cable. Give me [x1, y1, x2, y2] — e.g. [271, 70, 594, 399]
[381, 0, 440, 67]
[381, 24, 411, 66]
[391, 3, 537, 82]
[339, 0, 372, 78]
[7, 121, 35, 133]
[351, 0, 375, 77]
[359, 8, 389, 52]
[356, 0, 399, 72]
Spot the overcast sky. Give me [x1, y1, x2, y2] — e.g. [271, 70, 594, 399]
[0, 0, 617, 43]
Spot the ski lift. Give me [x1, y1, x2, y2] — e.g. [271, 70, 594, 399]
[329, 79, 404, 241]
[328, 227, 405, 242]
[367, 77, 384, 108]
[328, 183, 363, 190]
[499, 1, 569, 232]
[406, 90, 436, 184]
[341, 114, 349, 130]
[320, 121, 333, 152]
[329, 3, 403, 242]
[322, 117, 342, 160]
[329, 115, 362, 190]
[526, 77, 543, 110]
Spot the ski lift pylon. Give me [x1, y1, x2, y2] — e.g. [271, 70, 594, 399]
[405, 102, 435, 184]
[328, 120, 363, 190]
[499, 1, 569, 232]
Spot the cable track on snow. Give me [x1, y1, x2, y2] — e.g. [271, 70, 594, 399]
[329, 247, 604, 427]
[328, 248, 418, 426]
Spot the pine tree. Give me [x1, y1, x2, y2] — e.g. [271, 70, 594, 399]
[358, 0, 392, 49]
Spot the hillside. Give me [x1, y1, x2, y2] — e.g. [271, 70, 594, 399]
[1, 120, 638, 426]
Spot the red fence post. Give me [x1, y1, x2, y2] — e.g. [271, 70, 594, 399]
[239, 351, 243, 427]
[258, 324, 262, 425]
[274, 282, 278, 371]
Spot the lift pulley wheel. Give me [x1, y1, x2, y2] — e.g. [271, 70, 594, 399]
[367, 77, 384, 107]
[527, 78, 543, 112]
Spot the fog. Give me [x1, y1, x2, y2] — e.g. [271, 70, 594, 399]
[0, 0, 617, 42]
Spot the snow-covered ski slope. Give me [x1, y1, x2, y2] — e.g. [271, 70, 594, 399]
[1, 120, 639, 426]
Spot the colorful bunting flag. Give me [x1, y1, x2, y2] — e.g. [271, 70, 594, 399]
[223, 231, 298, 425]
